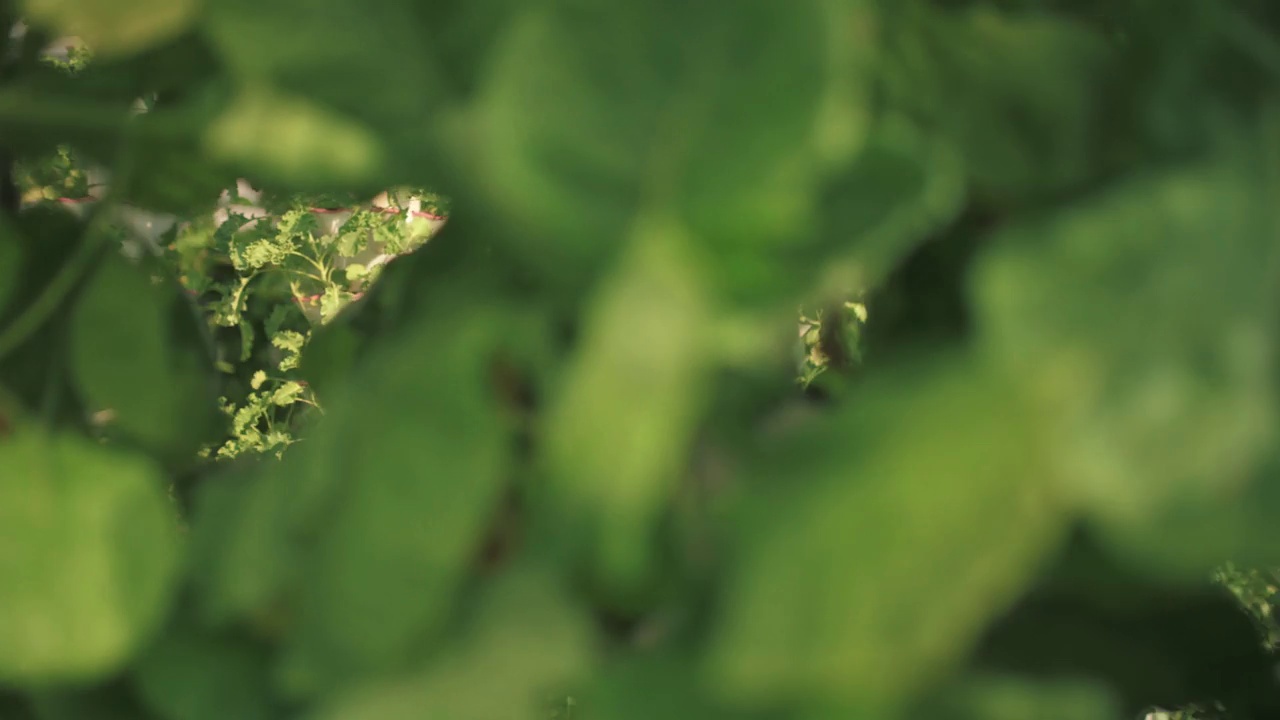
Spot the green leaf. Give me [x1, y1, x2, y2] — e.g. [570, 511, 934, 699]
[26, 685, 155, 720]
[204, 85, 385, 186]
[705, 356, 1067, 710]
[309, 565, 591, 720]
[201, 0, 443, 157]
[193, 303, 512, 692]
[471, 0, 838, 300]
[277, 308, 511, 691]
[188, 461, 301, 628]
[568, 653, 750, 720]
[815, 115, 966, 291]
[0, 430, 180, 683]
[22, 0, 199, 56]
[917, 676, 1122, 720]
[238, 319, 254, 362]
[971, 136, 1280, 551]
[540, 216, 712, 603]
[270, 381, 303, 406]
[70, 253, 217, 456]
[271, 329, 306, 371]
[132, 619, 276, 720]
[880, 6, 1110, 199]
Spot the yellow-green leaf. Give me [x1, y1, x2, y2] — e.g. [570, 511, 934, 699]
[0, 430, 180, 682]
[706, 356, 1067, 710]
[22, 0, 199, 56]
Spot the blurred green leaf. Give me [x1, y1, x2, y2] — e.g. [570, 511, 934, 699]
[919, 675, 1122, 720]
[815, 115, 966, 293]
[540, 216, 711, 604]
[470, 0, 836, 300]
[969, 531, 1279, 717]
[309, 565, 591, 720]
[201, 0, 445, 173]
[280, 307, 510, 689]
[27, 685, 158, 720]
[880, 6, 1110, 199]
[70, 253, 218, 457]
[132, 618, 276, 720]
[0, 430, 180, 683]
[570, 653, 762, 720]
[972, 129, 1280, 557]
[22, 0, 199, 56]
[706, 356, 1067, 710]
[188, 454, 310, 629]
[192, 301, 513, 693]
[203, 84, 385, 186]
[1092, 453, 1280, 577]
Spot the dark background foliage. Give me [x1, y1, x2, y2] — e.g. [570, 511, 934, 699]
[3, 0, 1280, 718]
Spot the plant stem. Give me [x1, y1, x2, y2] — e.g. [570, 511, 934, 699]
[0, 229, 106, 361]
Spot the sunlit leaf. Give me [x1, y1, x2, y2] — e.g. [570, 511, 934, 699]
[815, 114, 966, 293]
[471, 0, 835, 300]
[204, 85, 385, 186]
[972, 136, 1280, 542]
[22, 0, 199, 56]
[706, 356, 1067, 710]
[540, 215, 711, 603]
[0, 430, 180, 682]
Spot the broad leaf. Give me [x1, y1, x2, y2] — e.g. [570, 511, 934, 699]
[22, 0, 199, 56]
[706, 356, 1067, 710]
[70, 253, 218, 458]
[193, 298, 513, 694]
[879, 6, 1110, 199]
[972, 131, 1280, 570]
[309, 566, 591, 720]
[204, 84, 385, 187]
[470, 0, 837, 301]
[132, 618, 277, 720]
[540, 216, 711, 604]
[0, 430, 180, 682]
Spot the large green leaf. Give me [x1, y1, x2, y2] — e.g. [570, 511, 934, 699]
[814, 114, 966, 294]
[193, 298, 512, 694]
[0, 430, 180, 682]
[468, 0, 839, 301]
[971, 130, 1280, 571]
[705, 356, 1067, 710]
[202, 0, 441, 137]
[879, 5, 1110, 199]
[914, 676, 1122, 720]
[203, 83, 386, 187]
[70, 253, 219, 458]
[132, 618, 277, 720]
[21, 0, 200, 56]
[539, 215, 712, 605]
[279, 307, 510, 691]
[309, 565, 591, 720]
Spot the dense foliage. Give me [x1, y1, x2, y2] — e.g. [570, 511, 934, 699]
[4, 1, 1280, 718]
